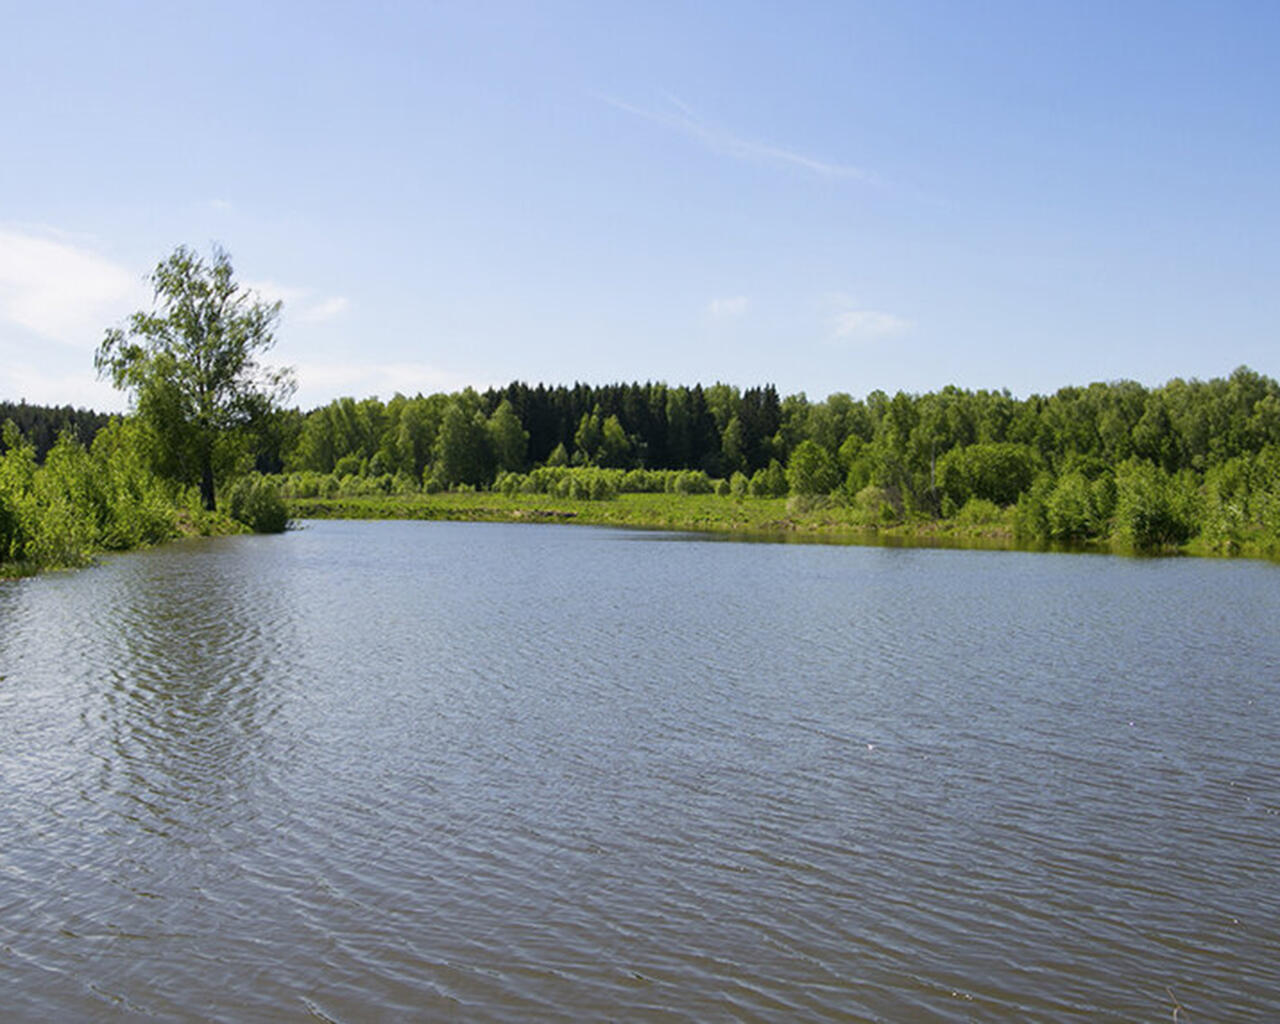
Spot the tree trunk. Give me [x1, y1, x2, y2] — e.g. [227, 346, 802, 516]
[200, 457, 216, 512]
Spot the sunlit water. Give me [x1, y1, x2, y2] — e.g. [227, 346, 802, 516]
[2, 520, 1278, 1021]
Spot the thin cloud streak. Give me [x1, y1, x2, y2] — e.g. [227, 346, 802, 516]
[604, 93, 874, 182]
[831, 309, 912, 340]
[708, 295, 749, 319]
[246, 281, 350, 324]
[289, 359, 487, 407]
[299, 296, 350, 323]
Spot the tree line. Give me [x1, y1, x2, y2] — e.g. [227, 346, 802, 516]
[261, 366, 1280, 552]
[8, 368, 1280, 558]
[5, 246, 1280, 562]
[0, 401, 113, 462]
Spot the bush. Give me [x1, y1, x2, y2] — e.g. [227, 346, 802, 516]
[937, 442, 1037, 508]
[1045, 472, 1097, 540]
[673, 470, 713, 495]
[748, 460, 788, 498]
[333, 454, 363, 478]
[1013, 474, 1054, 542]
[786, 440, 840, 496]
[953, 497, 1004, 526]
[1112, 459, 1201, 549]
[854, 484, 901, 524]
[225, 475, 290, 533]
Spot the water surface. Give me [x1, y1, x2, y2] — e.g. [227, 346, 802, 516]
[2, 520, 1277, 1020]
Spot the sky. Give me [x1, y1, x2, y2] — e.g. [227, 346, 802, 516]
[2, 0, 1278, 412]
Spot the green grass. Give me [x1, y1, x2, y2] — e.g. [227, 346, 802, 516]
[288, 491, 1030, 549]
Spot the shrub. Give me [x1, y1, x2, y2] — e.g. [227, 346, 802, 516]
[954, 497, 1004, 527]
[937, 442, 1036, 508]
[786, 440, 840, 496]
[225, 475, 290, 533]
[1112, 459, 1201, 549]
[333, 454, 363, 478]
[748, 460, 788, 498]
[854, 484, 901, 524]
[673, 470, 714, 495]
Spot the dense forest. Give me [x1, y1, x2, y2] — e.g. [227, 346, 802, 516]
[275, 369, 1280, 485]
[0, 401, 113, 461]
[264, 367, 1280, 551]
[6, 366, 1280, 566]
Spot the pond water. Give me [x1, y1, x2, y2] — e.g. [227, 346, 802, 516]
[1, 520, 1278, 1021]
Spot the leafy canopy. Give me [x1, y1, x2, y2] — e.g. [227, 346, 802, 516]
[95, 245, 295, 510]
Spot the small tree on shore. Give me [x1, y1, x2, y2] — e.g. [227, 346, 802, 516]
[95, 245, 295, 511]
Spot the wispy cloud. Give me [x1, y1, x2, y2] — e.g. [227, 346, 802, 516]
[246, 279, 307, 306]
[831, 308, 912, 340]
[0, 351, 128, 410]
[289, 359, 482, 406]
[246, 280, 350, 324]
[707, 295, 749, 319]
[604, 93, 872, 182]
[0, 228, 147, 348]
[299, 296, 350, 323]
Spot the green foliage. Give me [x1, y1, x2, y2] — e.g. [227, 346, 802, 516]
[1013, 474, 1054, 542]
[748, 459, 788, 498]
[27, 364, 1280, 565]
[853, 484, 902, 524]
[0, 420, 178, 570]
[936, 442, 1036, 508]
[573, 409, 604, 464]
[271, 367, 1280, 547]
[0, 402, 112, 462]
[433, 389, 493, 487]
[1042, 471, 1116, 541]
[95, 245, 295, 510]
[720, 415, 746, 473]
[0, 422, 37, 563]
[488, 399, 529, 473]
[1112, 459, 1202, 549]
[545, 442, 570, 467]
[672, 470, 714, 495]
[225, 474, 290, 533]
[86, 420, 179, 549]
[953, 497, 1005, 527]
[597, 414, 633, 468]
[333, 453, 363, 477]
[786, 440, 840, 496]
[494, 466, 732, 501]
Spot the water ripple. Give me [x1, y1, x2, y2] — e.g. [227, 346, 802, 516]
[2, 523, 1279, 1020]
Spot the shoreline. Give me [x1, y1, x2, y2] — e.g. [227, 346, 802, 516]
[289, 492, 1271, 561]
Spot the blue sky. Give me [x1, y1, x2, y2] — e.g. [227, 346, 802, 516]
[2, 1, 1278, 411]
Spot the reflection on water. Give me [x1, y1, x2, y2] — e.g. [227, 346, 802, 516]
[2, 520, 1279, 1021]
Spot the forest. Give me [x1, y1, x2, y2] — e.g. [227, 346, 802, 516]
[268, 367, 1280, 553]
[6, 365, 1280, 573]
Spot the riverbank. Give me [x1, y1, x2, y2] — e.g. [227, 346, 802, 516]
[288, 491, 1280, 561]
[0, 507, 249, 579]
[289, 492, 1046, 551]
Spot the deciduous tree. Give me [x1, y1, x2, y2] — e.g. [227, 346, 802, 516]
[95, 245, 294, 510]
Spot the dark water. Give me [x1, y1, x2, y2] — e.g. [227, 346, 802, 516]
[2, 520, 1278, 1021]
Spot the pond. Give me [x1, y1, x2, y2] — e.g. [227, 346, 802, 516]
[2, 520, 1277, 1020]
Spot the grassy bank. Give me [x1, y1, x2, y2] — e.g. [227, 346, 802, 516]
[289, 491, 1033, 548]
[1, 419, 290, 577]
[288, 490, 1280, 560]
